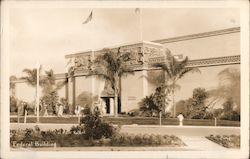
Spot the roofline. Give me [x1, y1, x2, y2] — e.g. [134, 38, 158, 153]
[65, 41, 162, 59]
[65, 27, 240, 58]
[153, 27, 240, 44]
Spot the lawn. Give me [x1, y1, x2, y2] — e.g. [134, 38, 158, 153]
[10, 116, 240, 127]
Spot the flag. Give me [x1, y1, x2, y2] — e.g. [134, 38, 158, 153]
[82, 11, 93, 24]
[135, 8, 140, 14]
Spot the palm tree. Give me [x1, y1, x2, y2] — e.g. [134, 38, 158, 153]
[21, 68, 45, 87]
[21, 68, 66, 114]
[92, 48, 134, 117]
[154, 51, 200, 118]
[21, 68, 45, 114]
[10, 75, 17, 97]
[42, 69, 66, 94]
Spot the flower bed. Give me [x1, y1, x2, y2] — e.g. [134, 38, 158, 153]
[206, 135, 240, 148]
[110, 133, 185, 147]
[10, 126, 185, 148]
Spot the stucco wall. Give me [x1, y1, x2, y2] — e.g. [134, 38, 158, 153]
[121, 71, 146, 112]
[163, 32, 240, 60]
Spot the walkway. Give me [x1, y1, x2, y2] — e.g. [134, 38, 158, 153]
[179, 136, 226, 151]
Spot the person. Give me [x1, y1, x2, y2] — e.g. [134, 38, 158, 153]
[55, 103, 60, 115]
[75, 105, 80, 115]
[177, 113, 184, 126]
[44, 104, 48, 117]
[58, 104, 64, 117]
[22, 102, 27, 116]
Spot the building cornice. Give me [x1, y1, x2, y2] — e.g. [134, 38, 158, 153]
[65, 41, 162, 59]
[12, 55, 240, 83]
[153, 27, 240, 44]
[186, 55, 240, 68]
[11, 73, 67, 83]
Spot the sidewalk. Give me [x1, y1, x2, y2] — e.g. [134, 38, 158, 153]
[179, 136, 227, 151]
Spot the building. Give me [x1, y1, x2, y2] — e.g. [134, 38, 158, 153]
[11, 27, 240, 116]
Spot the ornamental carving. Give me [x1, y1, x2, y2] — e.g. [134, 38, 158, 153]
[73, 54, 92, 74]
[143, 46, 165, 64]
[120, 47, 144, 65]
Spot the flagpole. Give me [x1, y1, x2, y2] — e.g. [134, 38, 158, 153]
[139, 9, 142, 41]
[36, 62, 40, 123]
[135, 8, 143, 41]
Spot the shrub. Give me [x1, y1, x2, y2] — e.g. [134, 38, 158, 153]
[10, 126, 185, 148]
[70, 125, 84, 134]
[110, 133, 184, 146]
[127, 109, 140, 117]
[139, 85, 168, 117]
[81, 106, 115, 140]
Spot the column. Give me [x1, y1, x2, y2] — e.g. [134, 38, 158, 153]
[110, 98, 114, 115]
[101, 99, 106, 115]
[67, 77, 76, 114]
[65, 78, 69, 101]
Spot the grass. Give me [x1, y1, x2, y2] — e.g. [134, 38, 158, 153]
[10, 116, 240, 127]
[206, 135, 240, 148]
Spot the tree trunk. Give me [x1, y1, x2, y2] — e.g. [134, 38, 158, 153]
[159, 111, 162, 126]
[172, 81, 176, 118]
[114, 74, 119, 117]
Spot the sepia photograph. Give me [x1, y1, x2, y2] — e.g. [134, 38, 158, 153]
[1, 0, 249, 159]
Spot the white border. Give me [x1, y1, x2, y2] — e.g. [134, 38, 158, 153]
[1, 1, 249, 159]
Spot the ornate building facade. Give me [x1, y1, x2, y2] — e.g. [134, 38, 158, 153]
[11, 27, 240, 115]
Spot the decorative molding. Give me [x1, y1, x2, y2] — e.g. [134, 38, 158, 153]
[11, 73, 68, 83]
[186, 55, 240, 68]
[146, 55, 240, 70]
[12, 55, 240, 83]
[153, 27, 240, 44]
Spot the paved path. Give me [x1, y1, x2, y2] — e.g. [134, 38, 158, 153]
[179, 136, 226, 151]
[120, 125, 240, 136]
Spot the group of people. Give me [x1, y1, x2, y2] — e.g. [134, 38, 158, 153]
[74, 100, 104, 116]
[18, 98, 104, 117]
[40, 102, 63, 117]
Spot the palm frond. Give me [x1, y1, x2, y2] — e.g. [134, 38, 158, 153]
[177, 67, 201, 81]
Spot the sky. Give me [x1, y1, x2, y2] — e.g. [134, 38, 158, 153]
[9, 8, 240, 77]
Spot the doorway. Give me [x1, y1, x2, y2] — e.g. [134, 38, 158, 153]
[105, 98, 110, 114]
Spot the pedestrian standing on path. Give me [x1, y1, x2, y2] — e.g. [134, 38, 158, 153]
[177, 113, 184, 126]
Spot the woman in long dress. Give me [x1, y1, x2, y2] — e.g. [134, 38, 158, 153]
[58, 104, 64, 117]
